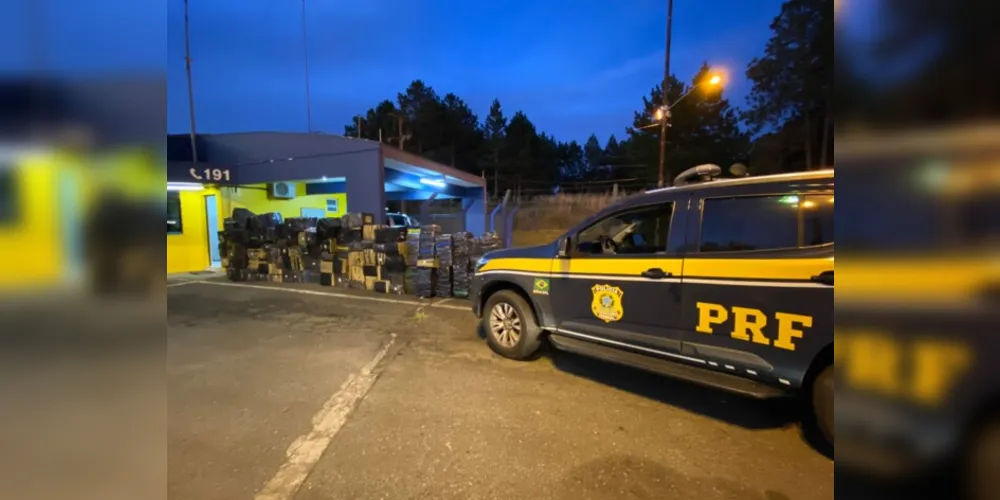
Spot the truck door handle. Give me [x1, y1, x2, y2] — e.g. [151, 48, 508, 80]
[811, 271, 834, 286]
[641, 268, 672, 279]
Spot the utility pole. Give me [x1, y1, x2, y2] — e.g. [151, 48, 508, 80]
[183, 0, 199, 162]
[301, 0, 313, 133]
[657, 0, 675, 187]
[356, 116, 362, 138]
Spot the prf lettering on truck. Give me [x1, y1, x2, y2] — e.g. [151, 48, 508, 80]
[836, 328, 972, 407]
[695, 302, 813, 352]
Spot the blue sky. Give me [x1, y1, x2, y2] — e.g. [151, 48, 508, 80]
[164, 0, 788, 144]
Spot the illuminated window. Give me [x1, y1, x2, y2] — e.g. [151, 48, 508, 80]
[167, 192, 183, 234]
[802, 195, 834, 246]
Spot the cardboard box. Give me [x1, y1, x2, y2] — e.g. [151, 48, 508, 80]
[349, 264, 365, 283]
[364, 276, 377, 290]
[320, 261, 334, 274]
[362, 224, 377, 242]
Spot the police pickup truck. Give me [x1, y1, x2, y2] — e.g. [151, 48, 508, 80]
[469, 165, 834, 447]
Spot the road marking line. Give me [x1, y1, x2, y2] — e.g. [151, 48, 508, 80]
[166, 280, 207, 288]
[434, 298, 455, 306]
[188, 281, 470, 311]
[255, 334, 397, 500]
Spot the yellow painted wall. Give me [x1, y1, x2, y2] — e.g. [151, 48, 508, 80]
[218, 184, 347, 220]
[165, 183, 347, 275]
[0, 162, 63, 289]
[166, 188, 222, 274]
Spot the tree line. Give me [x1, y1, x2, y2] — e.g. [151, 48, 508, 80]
[343, 0, 832, 196]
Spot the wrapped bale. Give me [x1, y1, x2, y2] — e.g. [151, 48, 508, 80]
[257, 213, 283, 243]
[379, 254, 407, 285]
[418, 237, 435, 260]
[320, 253, 335, 287]
[287, 247, 305, 270]
[436, 266, 453, 298]
[226, 267, 245, 282]
[420, 224, 442, 238]
[373, 242, 397, 255]
[434, 235, 454, 297]
[340, 227, 363, 245]
[342, 212, 365, 230]
[232, 208, 255, 227]
[405, 232, 420, 267]
[347, 243, 366, 287]
[285, 217, 317, 233]
[452, 265, 470, 298]
[403, 267, 419, 295]
[452, 232, 474, 264]
[316, 217, 342, 241]
[296, 230, 318, 249]
[362, 224, 379, 242]
[470, 232, 502, 265]
[362, 242, 377, 267]
[415, 268, 437, 298]
[375, 226, 407, 244]
[435, 234, 454, 266]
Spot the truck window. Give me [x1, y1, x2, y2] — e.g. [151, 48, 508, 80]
[575, 203, 673, 255]
[700, 194, 832, 252]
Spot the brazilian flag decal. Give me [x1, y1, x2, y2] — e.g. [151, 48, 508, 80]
[532, 278, 550, 295]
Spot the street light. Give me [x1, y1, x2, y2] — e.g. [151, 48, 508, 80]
[644, 72, 724, 128]
[654, 72, 723, 186]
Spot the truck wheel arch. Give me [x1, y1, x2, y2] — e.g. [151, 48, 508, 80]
[480, 280, 541, 325]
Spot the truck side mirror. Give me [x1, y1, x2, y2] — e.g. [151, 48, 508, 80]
[557, 237, 570, 258]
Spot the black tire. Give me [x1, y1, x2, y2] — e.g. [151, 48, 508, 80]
[811, 365, 834, 447]
[482, 290, 543, 361]
[965, 417, 1000, 500]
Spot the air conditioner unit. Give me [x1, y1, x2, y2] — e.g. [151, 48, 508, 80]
[269, 181, 296, 199]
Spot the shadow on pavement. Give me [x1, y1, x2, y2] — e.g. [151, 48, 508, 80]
[547, 346, 798, 431]
[557, 454, 793, 500]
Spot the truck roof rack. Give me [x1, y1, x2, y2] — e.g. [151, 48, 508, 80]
[673, 164, 722, 187]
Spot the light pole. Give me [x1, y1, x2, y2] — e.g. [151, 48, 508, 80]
[657, 0, 675, 188]
[183, 0, 199, 162]
[301, 0, 313, 133]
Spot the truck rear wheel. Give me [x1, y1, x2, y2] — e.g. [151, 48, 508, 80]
[812, 365, 834, 447]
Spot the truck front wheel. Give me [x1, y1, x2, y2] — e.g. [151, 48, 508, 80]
[482, 290, 543, 361]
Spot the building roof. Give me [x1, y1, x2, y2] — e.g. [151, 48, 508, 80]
[166, 132, 485, 189]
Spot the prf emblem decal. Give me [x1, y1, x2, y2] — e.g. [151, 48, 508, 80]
[532, 278, 550, 295]
[591, 284, 624, 323]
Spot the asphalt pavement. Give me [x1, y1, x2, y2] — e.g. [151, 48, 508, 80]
[167, 279, 834, 500]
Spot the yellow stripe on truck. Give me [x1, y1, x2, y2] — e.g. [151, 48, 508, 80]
[838, 254, 998, 304]
[554, 258, 683, 276]
[684, 257, 833, 282]
[480, 257, 685, 277]
[479, 258, 553, 274]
